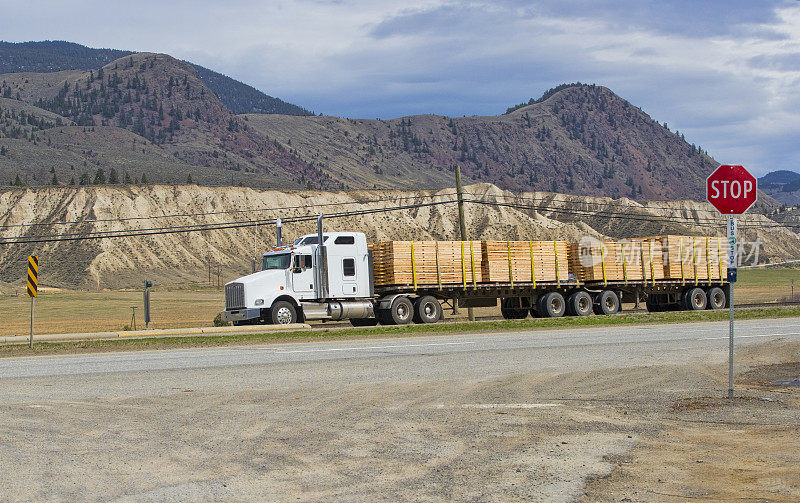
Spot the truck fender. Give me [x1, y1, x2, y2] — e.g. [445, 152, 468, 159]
[377, 294, 405, 311]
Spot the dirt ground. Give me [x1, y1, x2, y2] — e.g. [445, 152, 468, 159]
[581, 341, 800, 502]
[0, 339, 798, 501]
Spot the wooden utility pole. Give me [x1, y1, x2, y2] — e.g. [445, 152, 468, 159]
[455, 165, 474, 321]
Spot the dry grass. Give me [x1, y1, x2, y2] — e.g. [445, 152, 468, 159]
[0, 289, 223, 336]
[0, 268, 795, 337]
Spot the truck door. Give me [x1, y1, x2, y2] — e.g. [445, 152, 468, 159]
[342, 257, 359, 296]
[291, 254, 315, 295]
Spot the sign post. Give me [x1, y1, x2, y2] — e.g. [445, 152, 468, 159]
[706, 165, 757, 399]
[727, 217, 737, 399]
[26, 255, 39, 348]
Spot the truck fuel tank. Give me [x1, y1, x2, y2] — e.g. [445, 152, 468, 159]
[328, 300, 375, 320]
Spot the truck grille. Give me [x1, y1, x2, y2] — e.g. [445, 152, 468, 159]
[225, 283, 245, 310]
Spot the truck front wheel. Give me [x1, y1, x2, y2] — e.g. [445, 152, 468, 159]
[270, 301, 297, 325]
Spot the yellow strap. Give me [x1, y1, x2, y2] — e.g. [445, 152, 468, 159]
[621, 242, 628, 285]
[506, 240, 514, 287]
[435, 241, 441, 290]
[461, 241, 466, 289]
[470, 241, 476, 289]
[554, 241, 561, 287]
[705, 236, 711, 282]
[692, 237, 698, 284]
[640, 245, 647, 282]
[649, 240, 655, 286]
[679, 238, 685, 285]
[600, 242, 607, 286]
[411, 241, 417, 291]
[529, 241, 536, 288]
[717, 236, 723, 283]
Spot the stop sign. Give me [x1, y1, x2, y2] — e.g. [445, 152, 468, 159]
[706, 165, 757, 214]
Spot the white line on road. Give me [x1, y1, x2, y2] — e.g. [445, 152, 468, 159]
[698, 332, 800, 341]
[273, 341, 477, 354]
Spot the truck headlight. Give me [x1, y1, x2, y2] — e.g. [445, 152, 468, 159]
[255, 299, 264, 306]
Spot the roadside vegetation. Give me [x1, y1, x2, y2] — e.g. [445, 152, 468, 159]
[2, 305, 799, 358]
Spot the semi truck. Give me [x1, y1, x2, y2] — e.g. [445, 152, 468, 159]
[221, 217, 730, 326]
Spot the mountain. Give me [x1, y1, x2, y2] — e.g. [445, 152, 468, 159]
[1, 47, 727, 199]
[758, 170, 800, 206]
[0, 40, 312, 116]
[243, 83, 719, 200]
[759, 170, 800, 187]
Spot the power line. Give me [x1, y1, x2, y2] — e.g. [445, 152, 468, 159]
[0, 191, 463, 229]
[0, 200, 459, 244]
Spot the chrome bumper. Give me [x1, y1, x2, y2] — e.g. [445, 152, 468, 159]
[222, 308, 261, 322]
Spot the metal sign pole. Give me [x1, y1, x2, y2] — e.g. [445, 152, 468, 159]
[727, 217, 737, 399]
[29, 297, 34, 348]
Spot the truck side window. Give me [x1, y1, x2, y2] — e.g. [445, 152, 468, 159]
[302, 255, 312, 268]
[334, 236, 355, 245]
[343, 258, 355, 277]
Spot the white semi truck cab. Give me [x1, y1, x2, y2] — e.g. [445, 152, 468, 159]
[222, 219, 378, 325]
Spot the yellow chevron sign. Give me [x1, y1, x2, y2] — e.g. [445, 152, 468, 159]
[27, 255, 38, 298]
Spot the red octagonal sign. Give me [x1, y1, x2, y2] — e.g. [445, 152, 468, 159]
[706, 165, 757, 215]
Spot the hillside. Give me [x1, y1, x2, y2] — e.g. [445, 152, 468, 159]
[0, 52, 332, 189]
[0, 184, 795, 291]
[0, 40, 312, 116]
[1, 47, 725, 199]
[246, 84, 717, 199]
[759, 170, 800, 206]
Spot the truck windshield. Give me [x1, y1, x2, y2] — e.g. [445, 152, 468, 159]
[262, 253, 291, 270]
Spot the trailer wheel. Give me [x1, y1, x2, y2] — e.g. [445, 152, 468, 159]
[706, 287, 726, 310]
[566, 291, 593, 316]
[386, 296, 413, 325]
[683, 287, 707, 311]
[269, 301, 297, 325]
[413, 296, 442, 324]
[501, 298, 528, 319]
[593, 290, 619, 315]
[538, 292, 566, 318]
[645, 295, 663, 312]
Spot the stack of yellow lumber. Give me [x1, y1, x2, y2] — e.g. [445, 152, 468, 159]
[481, 241, 569, 283]
[567, 239, 665, 283]
[640, 235, 727, 282]
[369, 241, 483, 286]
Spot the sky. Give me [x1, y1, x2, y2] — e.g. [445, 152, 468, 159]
[1, 0, 799, 176]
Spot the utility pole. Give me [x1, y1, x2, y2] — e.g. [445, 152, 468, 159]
[455, 165, 474, 321]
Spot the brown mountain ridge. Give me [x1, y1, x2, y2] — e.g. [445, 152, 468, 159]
[1, 51, 717, 199]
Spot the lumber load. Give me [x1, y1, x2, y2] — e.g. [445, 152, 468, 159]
[567, 239, 665, 283]
[480, 241, 569, 283]
[369, 241, 483, 287]
[636, 235, 727, 282]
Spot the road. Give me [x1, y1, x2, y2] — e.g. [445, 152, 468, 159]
[1, 317, 799, 501]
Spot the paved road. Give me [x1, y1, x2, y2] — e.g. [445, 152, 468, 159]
[1, 317, 798, 403]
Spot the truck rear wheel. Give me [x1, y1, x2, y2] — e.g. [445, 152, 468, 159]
[683, 287, 707, 311]
[386, 296, 413, 325]
[566, 291, 592, 316]
[706, 287, 726, 310]
[538, 292, 566, 318]
[269, 301, 297, 325]
[500, 298, 528, 319]
[593, 290, 619, 315]
[413, 296, 442, 324]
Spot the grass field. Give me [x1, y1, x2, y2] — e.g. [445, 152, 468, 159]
[0, 267, 797, 337]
